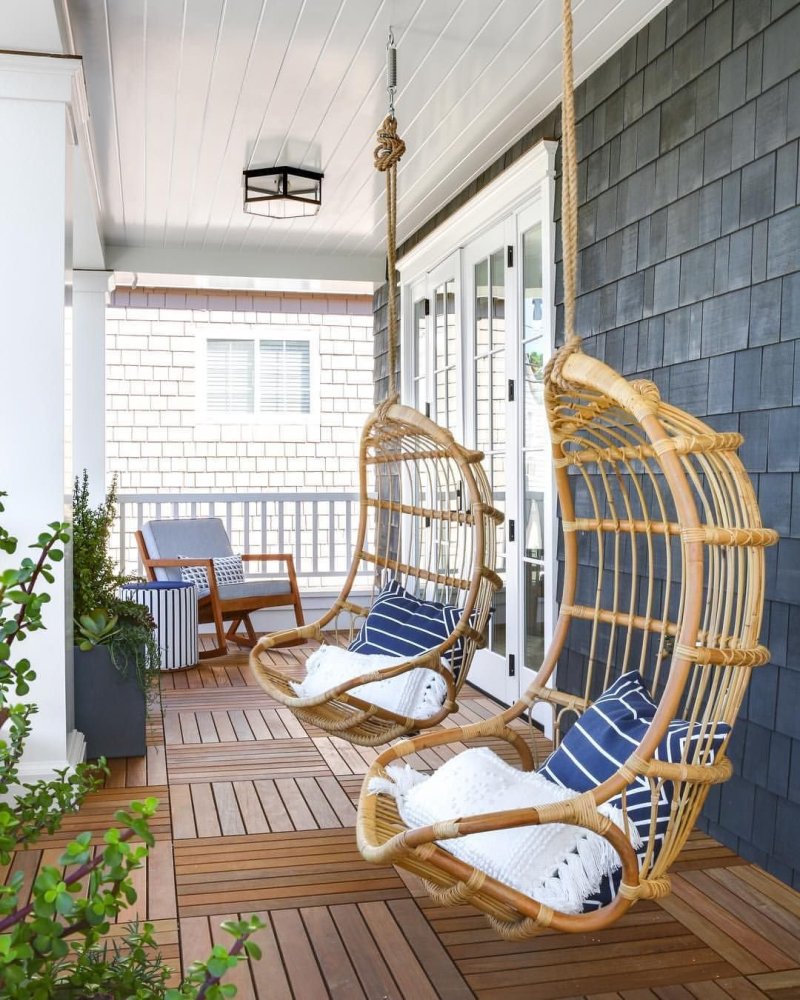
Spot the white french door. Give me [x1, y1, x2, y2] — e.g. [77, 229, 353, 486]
[462, 223, 517, 703]
[516, 204, 556, 723]
[408, 252, 462, 438]
[399, 141, 557, 711]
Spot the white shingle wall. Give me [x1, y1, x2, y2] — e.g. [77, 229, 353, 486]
[105, 291, 375, 493]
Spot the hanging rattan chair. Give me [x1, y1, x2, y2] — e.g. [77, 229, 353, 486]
[249, 399, 503, 745]
[357, 347, 776, 934]
[250, 53, 502, 747]
[356, 0, 776, 937]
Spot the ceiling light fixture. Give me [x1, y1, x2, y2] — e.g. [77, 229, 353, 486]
[242, 165, 323, 219]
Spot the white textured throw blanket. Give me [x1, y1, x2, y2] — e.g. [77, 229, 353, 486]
[369, 747, 640, 914]
[291, 645, 448, 719]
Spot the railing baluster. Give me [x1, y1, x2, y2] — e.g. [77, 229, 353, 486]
[312, 499, 319, 576]
[295, 499, 302, 576]
[329, 500, 335, 575]
[115, 491, 364, 585]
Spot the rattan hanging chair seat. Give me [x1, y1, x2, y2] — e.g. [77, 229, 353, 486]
[250, 398, 503, 747]
[357, 345, 777, 936]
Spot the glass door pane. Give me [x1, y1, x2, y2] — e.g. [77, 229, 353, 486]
[412, 297, 427, 411]
[474, 248, 507, 656]
[433, 278, 458, 433]
[521, 222, 546, 668]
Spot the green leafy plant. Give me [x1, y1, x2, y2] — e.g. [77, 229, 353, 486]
[0, 493, 264, 997]
[72, 471, 160, 688]
[75, 608, 121, 651]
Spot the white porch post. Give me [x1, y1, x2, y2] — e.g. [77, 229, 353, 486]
[0, 52, 86, 776]
[73, 270, 114, 502]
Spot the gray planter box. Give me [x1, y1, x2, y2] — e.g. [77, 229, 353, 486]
[74, 645, 146, 759]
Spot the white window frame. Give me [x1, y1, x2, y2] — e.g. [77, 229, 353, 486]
[195, 324, 320, 426]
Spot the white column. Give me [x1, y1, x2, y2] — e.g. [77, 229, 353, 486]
[0, 52, 86, 776]
[73, 270, 114, 503]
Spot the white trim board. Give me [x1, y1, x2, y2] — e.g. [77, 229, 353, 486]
[398, 140, 558, 282]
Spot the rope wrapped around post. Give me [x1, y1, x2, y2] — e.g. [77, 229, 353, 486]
[374, 114, 406, 399]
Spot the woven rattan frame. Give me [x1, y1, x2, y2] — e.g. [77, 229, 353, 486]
[249, 399, 503, 746]
[357, 348, 777, 936]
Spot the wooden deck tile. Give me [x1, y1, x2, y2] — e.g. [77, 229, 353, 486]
[166, 737, 328, 782]
[6, 644, 800, 999]
[173, 828, 410, 917]
[33, 786, 171, 845]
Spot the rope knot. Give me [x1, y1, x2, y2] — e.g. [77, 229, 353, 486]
[544, 335, 582, 390]
[374, 115, 406, 172]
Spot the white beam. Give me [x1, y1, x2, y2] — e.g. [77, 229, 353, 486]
[0, 52, 85, 777]
[0, 0, 67, 54]
[72, 270, 114, 504]
[105, 245, 386, 285]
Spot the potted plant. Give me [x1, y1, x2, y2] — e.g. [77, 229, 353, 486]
[72, 472, 160, 758]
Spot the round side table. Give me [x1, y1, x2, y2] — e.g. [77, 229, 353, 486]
[121, 581, 198, 670]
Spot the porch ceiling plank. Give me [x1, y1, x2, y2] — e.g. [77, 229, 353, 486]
[66, 0, 670, 273]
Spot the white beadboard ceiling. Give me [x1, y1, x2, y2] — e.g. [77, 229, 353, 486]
[65, 0, 667, 283]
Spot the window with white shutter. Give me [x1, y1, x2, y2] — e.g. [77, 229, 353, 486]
[259, 340, 310, 413]
[206, 339, 255, 413]
[204, 333, 314, 419]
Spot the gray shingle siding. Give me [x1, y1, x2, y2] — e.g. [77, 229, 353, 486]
[387, 0, 800, 891]
[563, 0, 800, 890]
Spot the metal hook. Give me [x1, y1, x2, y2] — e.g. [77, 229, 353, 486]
[386, 26, 397, 117]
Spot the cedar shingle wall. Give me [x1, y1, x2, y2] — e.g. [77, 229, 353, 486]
[558, 0, 800, 891]
[392, 0, 800, 890]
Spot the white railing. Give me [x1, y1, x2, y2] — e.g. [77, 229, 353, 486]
[114, 491, 365, 590]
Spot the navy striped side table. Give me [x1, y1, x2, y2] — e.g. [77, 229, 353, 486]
[121, 581, 198, 670]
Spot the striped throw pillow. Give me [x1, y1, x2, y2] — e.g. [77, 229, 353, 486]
[538, 671, 730, 910]
[179, 554, 244, 595]
[349, 579, 467, 676]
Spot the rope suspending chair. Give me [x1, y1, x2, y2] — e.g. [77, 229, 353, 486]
[249, 36, 503, 747]
[356, 0, 777, 936]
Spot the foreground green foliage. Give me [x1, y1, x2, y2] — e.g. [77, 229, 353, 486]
[0, 494, 263, 997]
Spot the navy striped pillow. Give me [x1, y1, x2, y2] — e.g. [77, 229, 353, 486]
[539, 671, 730, 910]
[349, 579, 466, 675]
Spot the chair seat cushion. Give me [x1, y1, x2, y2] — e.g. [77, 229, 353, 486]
[349, 579, 466, 675]
[538, 671, 731, 910]
[180, 554, 244, 593]
[369, 747, 638, 915]
[198, 579, 294, 602]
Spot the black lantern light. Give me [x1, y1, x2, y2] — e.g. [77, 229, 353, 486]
[242, 166, 323, 219]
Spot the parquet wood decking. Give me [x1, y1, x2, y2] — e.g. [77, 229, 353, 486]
[7, 640, 800, 999]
